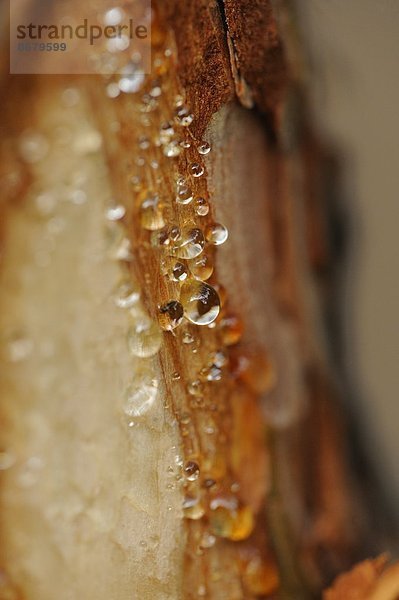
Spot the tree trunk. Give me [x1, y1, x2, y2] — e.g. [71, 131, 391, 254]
[0, 1, 383, 599]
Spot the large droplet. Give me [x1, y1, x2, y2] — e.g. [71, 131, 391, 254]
[124, 373, 158, 417]
[127, 317, 162, 358]
[180, 281, 220, 325]
[171, 228, 205, 259]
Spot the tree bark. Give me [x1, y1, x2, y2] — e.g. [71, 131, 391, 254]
[0, 1, 382, 599]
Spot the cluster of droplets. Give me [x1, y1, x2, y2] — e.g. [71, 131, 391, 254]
[106, 203, 163, 424]
[103, 10, 278, 579]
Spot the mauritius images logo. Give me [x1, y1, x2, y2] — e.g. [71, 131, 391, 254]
[10, 0, 152, 75]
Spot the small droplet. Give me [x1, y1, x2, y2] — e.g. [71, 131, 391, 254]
[171, 228, 205, 259]
[151, 229, 170, 247]
[163, 140, 181, 158]
[159, 122, 175, 143]
[106, 82, 120, 98]
[187, 379, 204, 397]
[210, 350, 228, 368]
[138, 136, 150, 150]
[183, 496, 205, 520]
[198, 141, 211, 155]
[0, 451, 16, 470]
[172, 372, 181, 381]
[112, 237, 133, 262]
[190, 163, 204, 178]
[105, 204, 126, 221]
[197, 585, 207, 597]
[118, 68, 145, 94]
[180, 140, 191, 149]
[127, 317, 162, 358]
[19, 131, 49, 164]
[205, 223, 228, 246]
[219, 314, 243, 346]
[200, 365, 222, 382]
[113, 281, 140, 309]
[175, 106, 194, 126]
[140, 195, 165, 231]
[182, 331, 195, 344]
[176, 184, 193, 205]
[6, 335, 33, 362]
[61, 87, 81, 107]
[124, 373, 158, 417]
[104, 7, 124, 26]
[158, 300, 184, 331]
[171, 261, 188, 282]
[180, 281, 220, 325]
[184, 461, 200, 481]
[169, 226, 181, 241]
[188, 253, 214, 281]
[194, 197, 209, 216]
[150, 84, 162, 98]
[209, 502, 254, 541]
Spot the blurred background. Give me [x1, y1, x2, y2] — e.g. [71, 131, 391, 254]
[295, 0, 399, 507]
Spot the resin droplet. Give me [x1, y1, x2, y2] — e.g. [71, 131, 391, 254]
[127, 317, 162, 358]
[189, 162, 204, 178]
[140, 195, 165, 231]
[188, 253, 214, 281]
[184, 461, 200, 481]
[171, 228, 205, 259]
[124, 374, 158, 417]
[180, 281, 220, 325]
[198, 141, 211, 155]
[176, 184, 193, 205]
[158, 301, 184, 331]
[194, 197, 209, 217]
[205, 223, 229, 245]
